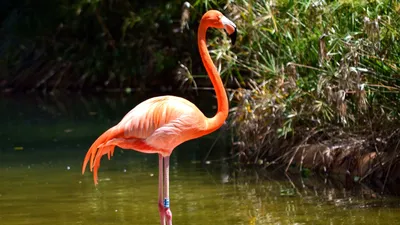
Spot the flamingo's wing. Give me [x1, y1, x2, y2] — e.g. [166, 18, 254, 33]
[121, 96, 206, 150]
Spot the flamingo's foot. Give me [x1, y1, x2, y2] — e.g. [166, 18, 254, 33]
[165, 207, 172, 225]
[158, 201, 165, 225]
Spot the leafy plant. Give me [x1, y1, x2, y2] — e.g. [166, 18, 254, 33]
[216, 0, 400, 186]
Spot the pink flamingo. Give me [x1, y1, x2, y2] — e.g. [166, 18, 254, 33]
[81, 10, 237, 225]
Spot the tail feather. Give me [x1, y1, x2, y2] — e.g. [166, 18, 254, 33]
[93, 145, 115, 184]
[82, 126, 124, 184]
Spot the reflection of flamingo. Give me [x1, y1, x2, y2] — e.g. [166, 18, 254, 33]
[81, 10, 236, 225]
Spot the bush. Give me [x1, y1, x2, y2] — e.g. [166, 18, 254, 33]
[213, 0, 400, 182]
[0, 0, 212, 92]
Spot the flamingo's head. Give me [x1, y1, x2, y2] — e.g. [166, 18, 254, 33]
[201, 10, 237, 45]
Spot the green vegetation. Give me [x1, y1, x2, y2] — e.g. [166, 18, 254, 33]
[222, 0, 400, 190]
[1, 0, 400, 190]
[0, 0, 208, 92]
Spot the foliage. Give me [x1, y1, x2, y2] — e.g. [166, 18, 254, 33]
[209, 0, 400, 183]
[0, 0, 214, 92]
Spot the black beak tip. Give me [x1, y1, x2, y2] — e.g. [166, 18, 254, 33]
[229, 29, 237, 45]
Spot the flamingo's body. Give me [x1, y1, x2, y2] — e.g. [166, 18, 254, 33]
[83, 95, 214, 182]
[82, 10, 237, 225]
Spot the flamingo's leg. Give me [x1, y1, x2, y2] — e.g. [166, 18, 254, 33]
[158, 154, 165, 225]
[163, 156, 172, 225]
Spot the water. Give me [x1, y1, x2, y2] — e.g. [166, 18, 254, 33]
[1, 93, 399, 225]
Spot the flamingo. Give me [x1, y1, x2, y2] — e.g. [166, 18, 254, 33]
[81, 10, 237, 225]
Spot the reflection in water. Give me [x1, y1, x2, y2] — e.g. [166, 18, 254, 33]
[0, 93, 399, 225]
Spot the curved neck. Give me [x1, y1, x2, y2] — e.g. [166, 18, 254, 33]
[198, 21, 229, 134]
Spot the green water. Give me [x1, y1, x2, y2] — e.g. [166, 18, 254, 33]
[0, 93, 399, 225]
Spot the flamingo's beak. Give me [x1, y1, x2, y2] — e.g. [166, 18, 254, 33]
[221, 16, 237, 45]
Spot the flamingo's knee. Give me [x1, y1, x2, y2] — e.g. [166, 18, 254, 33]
[159, 201, 165, 225]
[165, 208, 172, 223]
[158, 201, 164, 211]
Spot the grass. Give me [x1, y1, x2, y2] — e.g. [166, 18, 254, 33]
[202, 0, 400, 191]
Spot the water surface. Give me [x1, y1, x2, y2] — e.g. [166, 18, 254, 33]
[0, 93, 399, 225]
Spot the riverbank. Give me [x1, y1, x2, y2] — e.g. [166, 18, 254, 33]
[1, 0, 400, 194]
[226, 0, 400, 194]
